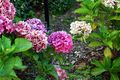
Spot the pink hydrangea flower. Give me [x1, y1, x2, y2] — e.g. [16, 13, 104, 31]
[55, 67, 68, 80]
[0, 16, 14, 35]
[48, 31, 73, 53]
[25, 30, 47, 53]
[15, 21, 31, 36]
[15, 19, 47, 53]
[0, 0, 16, 20]
[26, 18, 47, 33]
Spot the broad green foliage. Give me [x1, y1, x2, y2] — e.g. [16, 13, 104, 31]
[89, 26, 120, 50]
[0, 36, 32, 79]
[75, 0, 120, 28]
[25, 47, 60, 80]
[73, 0, 120, 79]
[92, 57, 120, 80]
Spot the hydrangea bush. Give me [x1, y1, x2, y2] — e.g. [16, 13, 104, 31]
[0, 0, 73, 80]
[71, 0, 120, 80]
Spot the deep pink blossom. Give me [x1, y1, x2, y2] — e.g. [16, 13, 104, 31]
[25, 30, 47, 53]
[48, 31, 73, 53]
[26, 18, 47, 33]
[55, 67, 68, 80]
[0, 16, 14, 35]
[0, 0, 16, 20]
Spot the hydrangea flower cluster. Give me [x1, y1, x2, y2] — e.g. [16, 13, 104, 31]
[15, 18, 47, 52]
[26, 18, 47, 33]
[0, 16, 14, 35]
[102, 0, 120, 8]
[55, 67, 68, 80]
[15, 21, 31, 36]
[48, 31, 73, 53]
[25, 30, 47, 53]
[70, 21, 92, 36]
[0, 0, 16, 20]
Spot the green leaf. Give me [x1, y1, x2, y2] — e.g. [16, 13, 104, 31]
[110, 16, 120, 20]
[99, 26, 108, 34]
[0, 58, 16, 76]
[0, 57, 25, 77]
[49, 70, 58, 80]
[1, 36, 11, 49]
[79, 15, 94, 21]
[13, 38, 32, 53]
[14, 57, 26, 70]
[115, 8, 120, 13]
[5, 46, 16, 54]
[0, 76, 20, 80]
[110, 73, 119, 80]
[102, 57, 111, 70]
[91, 68, 106, 76]
[104, 41, 113, 49]
[75, 7, 90, 14]
[90, 33, 102, 39]
[93, 0, 101, 9]
[35, 75, 45, 80]
[88, 41, 103, 47]
[111, 58, 120, 72]
[0, 38, 2, 52]
[82, 0, 94, 9]
[91, 60, 104, 68]
[104, 47, 113, 58]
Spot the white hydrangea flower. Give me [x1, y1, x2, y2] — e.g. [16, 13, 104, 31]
[102, 0, 120, 8]
[102, 0, 116, 8]
[70, 21, 92, 36]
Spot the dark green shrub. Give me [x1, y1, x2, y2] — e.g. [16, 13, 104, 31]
[48, 0, 75, 15]
[11, 0, 75, 21]
[11, 0, 43, 22]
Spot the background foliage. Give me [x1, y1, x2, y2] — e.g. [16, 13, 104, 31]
[11, 0, 75, 22]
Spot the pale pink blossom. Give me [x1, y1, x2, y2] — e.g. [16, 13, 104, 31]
[55, 67, 68, 80]
[25, 30, 47, 53]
